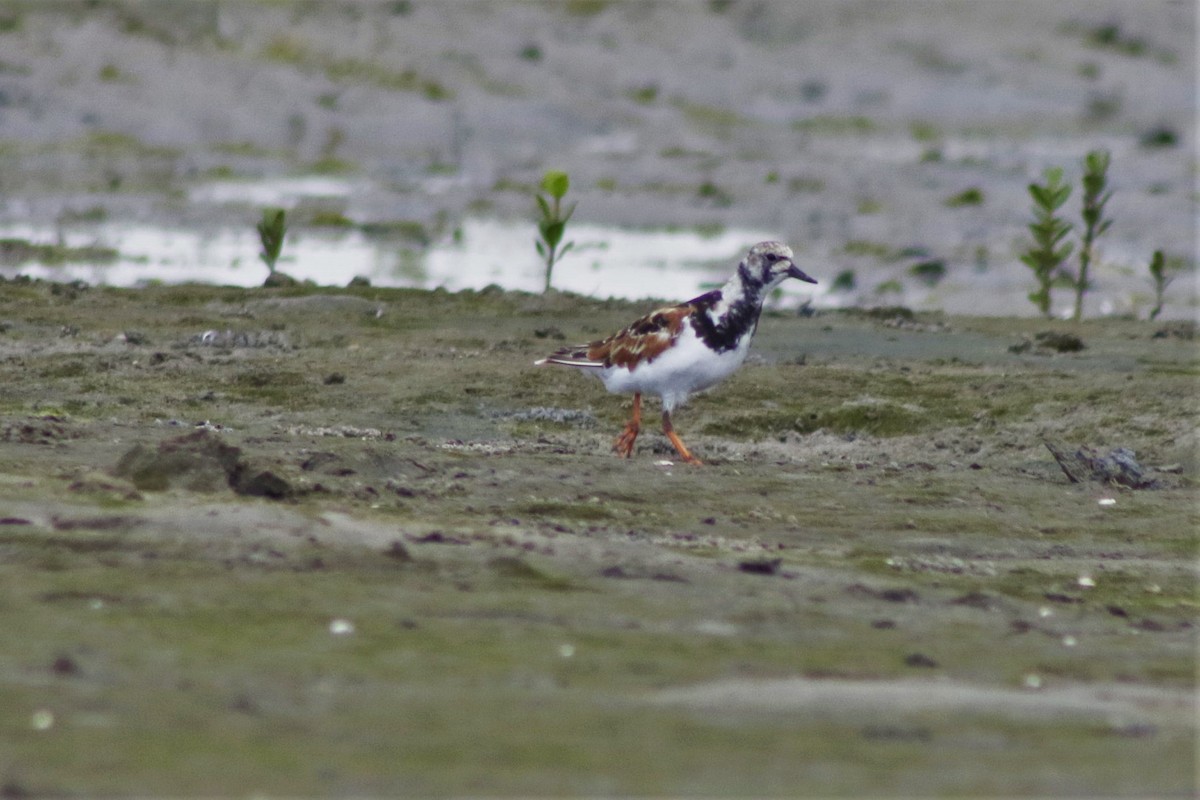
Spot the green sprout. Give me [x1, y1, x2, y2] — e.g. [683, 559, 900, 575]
[1069, 149, 1113, 321]
[1019, 167, 1073, 319]
[257, 208, 288, 277]
[1020, 150, 1115, 321]
[1147, 249, 1176, 321]
[534, 170, 576, 292]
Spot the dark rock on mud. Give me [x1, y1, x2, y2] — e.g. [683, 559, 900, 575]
[1009, 331, 1087, 354]
[114, 429, 293, 498]
[384, 540, 412, 562]
[737, 557, 783, 576]
[263, 272, 299, 288]
[115, 429, 242, 492]
[231, 467, 292, 499]
[904, 653, 940, 668]
[1152, 321, 1196, 340]
[1044, 441, 1161, 489]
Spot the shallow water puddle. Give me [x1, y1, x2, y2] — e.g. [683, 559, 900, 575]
[1, 174, 1189, 317]
[0, 216, 825, 308]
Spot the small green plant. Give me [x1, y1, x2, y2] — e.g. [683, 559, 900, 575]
[945, 187, 985, 207]
[1069, 149, 1113, 321]
[1020, 150, 1116, 320]
[534, 170, 576, 292]
[98, 63, 126, 82]
[830, 269, 856, 292]
[627, 84, 658, 104]
[1019, 167, 1073, 319]
[257, 208, 288, 277]
[1147, 249, 1176, 321]
[697, 180, 733, 207]
[1140, 126, 1178, 148]
[909, 259, 947, 286]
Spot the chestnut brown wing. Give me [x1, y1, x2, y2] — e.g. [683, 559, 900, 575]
[538, 291, 722, 370]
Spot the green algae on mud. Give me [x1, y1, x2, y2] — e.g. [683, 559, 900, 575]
[0, 281, 1196, 796]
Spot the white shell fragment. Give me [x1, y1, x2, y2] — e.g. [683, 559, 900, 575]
[329, 618, 355, 635]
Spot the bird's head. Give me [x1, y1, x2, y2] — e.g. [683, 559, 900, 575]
[743, 241, 818, 290]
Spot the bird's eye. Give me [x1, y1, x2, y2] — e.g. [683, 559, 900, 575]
[764, 253, 778, 263]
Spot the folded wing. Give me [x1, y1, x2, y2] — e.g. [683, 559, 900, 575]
[536, 291, 722, 370]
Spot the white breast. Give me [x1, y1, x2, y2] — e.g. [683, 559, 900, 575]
[594, 325, 751, 412]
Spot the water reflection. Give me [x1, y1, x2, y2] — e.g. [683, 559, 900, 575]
[0, 217, 824, 308]
[2, 209, 1188, 318]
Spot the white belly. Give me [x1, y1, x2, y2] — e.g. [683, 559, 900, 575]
[594, 325, 751, 411]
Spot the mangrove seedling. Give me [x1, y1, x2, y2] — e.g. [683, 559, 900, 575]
[257, 208, 288, 277]
[1019, 167, 1073, 319]
[1147, 249, 1175, 321]
[534, 170, 576, 292]
[1069, 149, 1113, 321]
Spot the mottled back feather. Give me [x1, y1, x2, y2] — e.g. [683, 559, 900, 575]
[541, 291, 723, 370]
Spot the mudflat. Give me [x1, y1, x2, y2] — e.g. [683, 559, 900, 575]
[0, 1, 1195, 795]
[0, 281, 1195, 795]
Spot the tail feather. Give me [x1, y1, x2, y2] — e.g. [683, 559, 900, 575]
[535, 353, 604, 368]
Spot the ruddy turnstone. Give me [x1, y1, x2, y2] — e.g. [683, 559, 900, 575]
[535, 241, 817, 464]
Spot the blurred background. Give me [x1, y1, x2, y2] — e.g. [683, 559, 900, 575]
[0, 0, 1193, 317]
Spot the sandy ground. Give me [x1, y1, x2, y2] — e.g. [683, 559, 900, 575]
[0, 2, 1196, 796]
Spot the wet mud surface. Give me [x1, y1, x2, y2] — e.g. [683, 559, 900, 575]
[0, 281, 1195, 795]
[0, 1, 1195, 795]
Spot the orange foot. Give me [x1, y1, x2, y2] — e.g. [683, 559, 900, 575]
[613, 423, 639, 458]
[663, 410, 704, 465]
[612, 393, 642, 459]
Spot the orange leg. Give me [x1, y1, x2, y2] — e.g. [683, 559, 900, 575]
[662, 409, 703, 465]
[612, 393, 641, 458]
